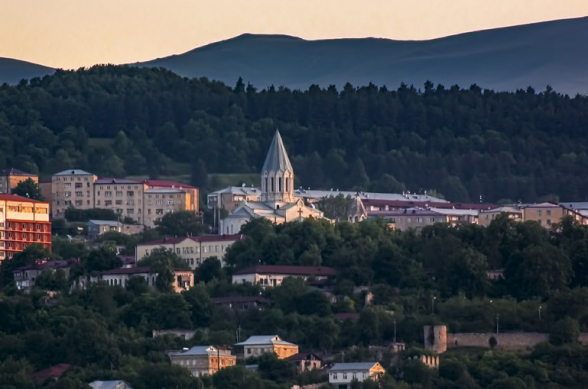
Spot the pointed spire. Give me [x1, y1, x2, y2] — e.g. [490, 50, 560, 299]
[262, 130, 293, 173]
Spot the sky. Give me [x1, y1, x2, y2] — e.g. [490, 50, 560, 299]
[1, 0, 588, 69]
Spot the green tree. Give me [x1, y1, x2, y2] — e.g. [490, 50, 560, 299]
[191, 158, 208, 189]
[0, 244, 52, 285]
[137, 247, 187, 292]
[155, 210, 204, 237]
[83, 245, 122, 273]
[11, 178, 44, 200]
[195, 257, 223, 283]
[550, 317, 580, 345]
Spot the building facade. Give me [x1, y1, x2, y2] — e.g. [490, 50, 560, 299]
[207, 186, 262, 211]
[521, 202, 565, 228]
[0, 194, 51, 261]
[232, 265, 337, 287]
[135, 234, 244, 269]
[87, 220, 144, 239]
[142, 188, 192, 228]
[50, 169, 97, 218]
[0, 168, 38, 194]
[235, 335, 299, 359]
[328, 362, 386, 389]
[13, 259, 78, 292]
[94, 178, 144, 223]
[287, 353, 322, 372]
[80, 267, 193, 293]
[167, 346, 236, 377]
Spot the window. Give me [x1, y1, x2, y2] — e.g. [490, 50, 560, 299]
[105, 191, 112, 197]
[97, 200, 101, 205]
[126, 200, 135, 205]
[75, 191, 83, 196]
[343, 373, 347, 380]
[156, 200, 163, 205]
[115, 200, 123, 205]
[127, 209, 134, 214]
[271, 177, 275, 192]
[127, 191, 134, 196]
[546, 210, 552, 216]
[537, 210, 542, 216]
[65, 191, 71, 197]
[176, 248, 180, 254]
[75, 200, 83, 206]
[64, 183, 71, 188]
[97, 191, 101, 196]
[105, 200, 112, 206]
[547, 219, 552, 225]
[278, 177, 282, 192]
[75, 183, 82, 189]
[156, 209, 163, 215]
[116, 191, 123, 196]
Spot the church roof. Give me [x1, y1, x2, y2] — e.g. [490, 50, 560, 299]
[262, 130, 293, 173]
[347, 196, 367, 218]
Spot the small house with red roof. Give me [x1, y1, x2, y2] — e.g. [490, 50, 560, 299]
[30, 363, 71, 382]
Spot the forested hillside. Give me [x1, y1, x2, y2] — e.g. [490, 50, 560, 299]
[1, 65, 588, 202]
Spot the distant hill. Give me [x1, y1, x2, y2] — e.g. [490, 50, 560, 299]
[139, 17, 588, 95]
[0, 58, 54, 85]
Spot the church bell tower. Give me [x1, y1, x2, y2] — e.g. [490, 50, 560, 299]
[261, 130, 294, 203]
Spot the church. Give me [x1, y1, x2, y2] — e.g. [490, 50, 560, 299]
[220, 131, 325, 235]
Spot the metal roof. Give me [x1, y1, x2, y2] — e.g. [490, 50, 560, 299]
[235, 335, 296, 346]
[89, 381, 134, 389]
[87, 220, 122, 226]
[54, 169, 94, 176]
[330, 362, 380, 371]
[167, 346, 228, 356]
[233, 265, 336, 277]
[262, 130, 293, 173]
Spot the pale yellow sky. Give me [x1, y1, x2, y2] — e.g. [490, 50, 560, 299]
[1, 0, 587, 69]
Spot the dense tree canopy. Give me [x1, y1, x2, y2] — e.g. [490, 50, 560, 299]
[0, 66, 587, 202]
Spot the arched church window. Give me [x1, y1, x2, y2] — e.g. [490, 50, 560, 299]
[265, 178, 268, 192]
[286, 178, 289, 192]
[271, 177, 275, 192]
[279, 177, 282, 192]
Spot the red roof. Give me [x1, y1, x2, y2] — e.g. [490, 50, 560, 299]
[287, 352, 321, 361]
[233, 265, 336, 277]
[30, 364, 72, 379]
[0, 194, 46, 204]
[0, 168, 36, 176]
[15, 259, 79, 272]
[140, 234, 245, 246]
[99, 266, 191, 275]
[142, 179, 197, 189]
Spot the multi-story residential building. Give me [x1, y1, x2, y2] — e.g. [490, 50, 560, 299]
[0, 168, 38, 194]
[13, 259, 78, 292]
[94, 178, 144, 223]
[328, 362, 386, 389]
[478, 206, 523, 226]
[235, 335, 299, 359]
[0, 194, 51, 261]
[142, 180, 198, 213]
[84, 267, 193, 293]
[232, 265, 337, 287]
[207, 185, 262, 210]
[521, 202, 565, 228]
[142, 188, 192, 228]
[167, 346, 236, 377]
[135, 234, 244, 268]
[51, 169, 97, 218]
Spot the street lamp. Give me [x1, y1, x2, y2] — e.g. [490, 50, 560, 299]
[431, 297, 436, 314]
[539, 306, 542, 321]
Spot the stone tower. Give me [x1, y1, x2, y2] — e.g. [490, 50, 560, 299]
[347, 195, 367, 223]
[261, 130, 295, 203]
[423, 325, 447, 353]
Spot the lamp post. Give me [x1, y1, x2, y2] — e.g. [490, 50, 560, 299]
[431, 297, 436, 314]
[539, 306, 542, 321]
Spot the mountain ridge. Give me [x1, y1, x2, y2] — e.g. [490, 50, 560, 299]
[1, 16, 587, 94]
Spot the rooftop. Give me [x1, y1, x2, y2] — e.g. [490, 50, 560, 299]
[139, 234, 245, 246]
[0, 167, 35, 176]
[287, 352, 321, 361]
[330, 362, 380, 371]
[209, 186, 261, 196]
[30, 364, 72, 379]
[53, 169, 94, 176]
[262, 130, 293, 173]
[233, 265, 336, 277]
[15, 259, 79, 272]
[168, 346, 231, 357]
[367, 209, 443, 217]
[235, 335, 296, 347]
[294, 189, 447, 203]
[95, 178, 141, 184]
[88, 219, 122, 226]
[0, 194, 46, 204]
[89, 381, 134, 389]
[142, 179, 196, 189]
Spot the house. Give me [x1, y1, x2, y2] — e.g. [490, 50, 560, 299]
[232, 265, 337, 287]
[211, 296, 271, 310]
[0, 194, 51, 261]
[30, 363, 71, 382]
[87, 267, 193, 293]
[0, 168, 38, 194]
[521, 202, 565, 228]
[13, 259, 79, 293]
[167, 346, 236, 376]
[235, 335, 299, 359]
[135, 234, 244, 269]
[328, 362, 386, 389]
[89, 381, 133, 389]
[87, 220, 144, 239]
[152, 329, 197, 340]
[287, 353, 322, 372]
[220, 131, 326, 235]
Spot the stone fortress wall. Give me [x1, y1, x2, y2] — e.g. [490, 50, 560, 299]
[425, 325, 588, 353]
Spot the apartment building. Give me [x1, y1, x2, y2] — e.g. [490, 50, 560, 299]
[167, 346, 236, 377]
[0, 194, 51, 261]
[478, 206, 523, 226]
[0, 168, 38, 194]
[143, 180, 198, 214]
[207, 185, 262, 210]
[143, 188, 192, 228]
[94, 178, 144, 223]
[368, 208, 448, 231]
[51, 169, 97, 218]
[521, 202, 565, 228]
[136, 234, 244, 268]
